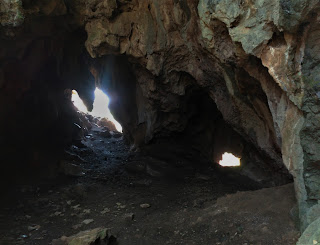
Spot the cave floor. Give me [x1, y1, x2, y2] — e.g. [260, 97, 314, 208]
[0, 126, 300, 245]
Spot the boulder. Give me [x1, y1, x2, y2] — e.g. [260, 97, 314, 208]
[52, 227, 116, 245]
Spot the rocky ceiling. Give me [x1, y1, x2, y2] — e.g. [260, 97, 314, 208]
[1, 0, 320, 233]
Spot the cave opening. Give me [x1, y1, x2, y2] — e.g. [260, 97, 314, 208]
[137, 79, 291, 187]
[0, 45, 296, 244]
[72, 88, 122, 132]
[219, 152, 241, 167]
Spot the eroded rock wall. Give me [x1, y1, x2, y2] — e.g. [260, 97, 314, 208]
[81, 0, 320, 230]
[199, 0, 320, 230]
[0, 2, 95, 176]
[81, 0, 289, 180]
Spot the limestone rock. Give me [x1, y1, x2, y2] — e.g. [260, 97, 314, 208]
[140, 203, 151, 209]
[297, 217, 320, 245]
[52, 227, 115, 245]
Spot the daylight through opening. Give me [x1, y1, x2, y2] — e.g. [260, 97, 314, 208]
[72, 88, 122, 132]
[219, 152, 241, 167]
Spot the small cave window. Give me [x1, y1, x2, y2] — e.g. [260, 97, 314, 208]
[219, 152, 241, 167]
[72, 88, 122, 132]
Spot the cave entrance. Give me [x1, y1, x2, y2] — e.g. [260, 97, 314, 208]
[180, 84, 291, 185]
[219, 152, 241, 167]
[72, 88, 122, 132]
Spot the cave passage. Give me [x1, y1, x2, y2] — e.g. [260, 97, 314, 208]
[0, 45, 296, 244]
[0, 3, 300, 243]
[72, 88, 122, 132]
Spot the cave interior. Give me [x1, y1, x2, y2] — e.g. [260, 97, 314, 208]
[1, 0, 320, 244]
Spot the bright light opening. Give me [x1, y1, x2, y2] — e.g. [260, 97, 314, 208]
[72, 88, 122, 132]
[219, 152, 241, 167]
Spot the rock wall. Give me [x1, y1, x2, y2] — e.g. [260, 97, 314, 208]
[0, 1, 96, 176]
[1, 0, 320, 231]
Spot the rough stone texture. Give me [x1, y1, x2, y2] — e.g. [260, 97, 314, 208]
[1, 0, 320, 233]
[82, 1, 289, 186]
[52, 227, 113, 245]
[0, 0, 24, 27]
[297, 217, 320, 245]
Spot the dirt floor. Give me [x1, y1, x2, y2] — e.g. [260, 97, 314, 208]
[0, 125, 300, 245]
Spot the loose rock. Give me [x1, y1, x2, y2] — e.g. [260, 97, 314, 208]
[52, 228, 113, 245]
[82, 219, 94, 225]
[140, 203, 151, 209]
[27, 225, 40, 231]
[59, 161, 85, 177]
[124, 213, 135, 222]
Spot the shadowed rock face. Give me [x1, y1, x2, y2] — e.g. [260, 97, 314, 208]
[1, 0, 320, 231]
